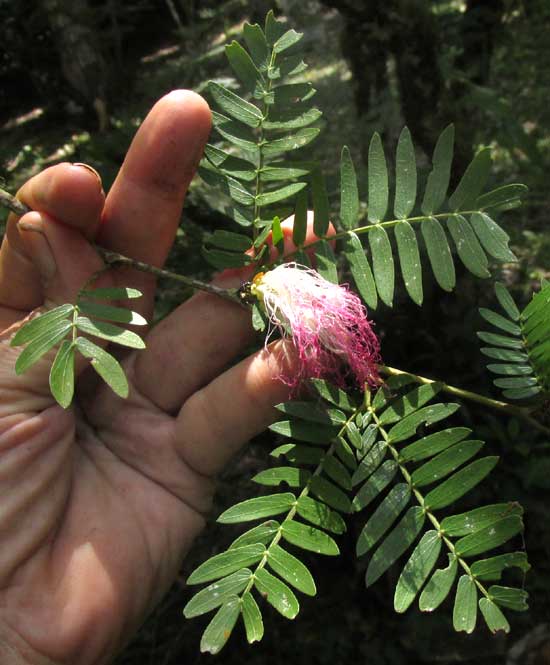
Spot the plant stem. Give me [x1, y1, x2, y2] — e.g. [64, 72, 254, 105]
[0, 187, 243, 305]
[380, 364, 550, 436]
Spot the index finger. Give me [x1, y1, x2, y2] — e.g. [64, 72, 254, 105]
[97, 90, 211, 316]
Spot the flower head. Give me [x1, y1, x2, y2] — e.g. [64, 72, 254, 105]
[250, 263, 381, 391]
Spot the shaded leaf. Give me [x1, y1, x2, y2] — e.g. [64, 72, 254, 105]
[353, 460, 398, 512]
[275, 401, 346, 425]
[202, 247, 253, 270]
[480, 347, 529, 362]
[77, 301, 147, 326]
[273, 444, 324, 466]
[356, 483, 411, 556]
[261, 129, 320, 158]
[212, 111, 258, 153]
[322, 455, 352, 491]
[309, 476, 352, 513]
[243, 22, 268, 69]
[394, 530, 442, 613]
[296, 496, 346, 534]
[218, 494, 296, 524]
[273, 29, 303, 53]
[225, 41, 261, 92]
[487, 364, 533, 376]
[263, 107, 321, 130]
[79, 287, 142, 300]
[379, 383, 443, 426]
[476, 184, 527, 211]
[365, 506, 425, 586]
[479, 307, 521, 335]
[265, 10, 286, 45]
[311, 169, 330, 237]
[252, 467, 311, 488]
[269, 419, 339, 444]
[352, 441, 387, 487]
[308, 379, 358, 411]
[495, 282, 520, 321]
[208, 229, 252, 252]
[314, 240, 338, 284]
[488, 585, 529, 611]
[199, 166, 255, 206]
[340, 146, 359, 230]
[470, 212, 516, 262]
[256, 182, 307, 206]
[292, 188, 308, 247]
[477, 331, 523, 349]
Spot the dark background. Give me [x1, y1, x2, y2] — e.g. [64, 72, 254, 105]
[1, 1, 550, 663]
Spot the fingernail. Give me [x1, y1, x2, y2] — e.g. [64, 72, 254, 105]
[17, 215, 57, 280]
[73, 162, 103, 188]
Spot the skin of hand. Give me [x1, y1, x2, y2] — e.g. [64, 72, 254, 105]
[0, 90, 324, 665]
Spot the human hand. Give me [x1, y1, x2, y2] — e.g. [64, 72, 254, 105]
[0, 91, 315, 665]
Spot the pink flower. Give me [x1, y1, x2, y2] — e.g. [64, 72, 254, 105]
[251, 263, 381, 391]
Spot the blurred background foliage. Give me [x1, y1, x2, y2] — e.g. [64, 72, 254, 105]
[1, 0, 550, 663]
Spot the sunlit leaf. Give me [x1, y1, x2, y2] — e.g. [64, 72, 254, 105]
[261, 129, 320, 158]
[479, 307, 521, 335]
[75, 317, 145, 349]
[252, 466, 311, 488]
[254, 568, 299, 618]
[399, 427, 472, 463]
[453, 575, 477, 633]
[488, 585, 528, 611]
[470, 212, 516, 262]
[10, 304, 73, 346]
[256, 182, 307, 206]
[229, 521, 280, 550]
[421, 217, 456, 291]
[447, 214, 490, 278]
[421, 124, 454, 215]
[424, 457, 499, 510]
[454, 515, 523, 558]
[268, 544, 316, 595]
[241, 592, 264, 643]
[394, 127, 416, 219]
[394, 221, 423, 305]
[340, 146, 359, 230]
[342, 233, 378, 310]
[369, 225, 394, 307]
[200, 596, 241, 655]
[387, 403, 460, 443]
[75, 337, 129, 398]
[379, 383, 443, 426]
[441, 502, 523, 538]
[77, 301, 147, 326]
[15, 320, 73, 374]
[184, 569, 252, 618]
[209, 81, 263, 127]
[494, 282, 520, 321]
[217, 494, 296, 524]
[448, 148, 492, 211]
[479, 598, 510, 634]
[295, 496, 346, 534]
[353, 460, 398, 512]
[49, 340, 75, 408]
[367, 133, 388, 223]
[419, 554, 458, 612]
[281, 521, 339, 555]
[188, 545, 266, 585]
[411, 440, 484, 488]
[471, 552, 530, 582]
[243, 22, 268, 69]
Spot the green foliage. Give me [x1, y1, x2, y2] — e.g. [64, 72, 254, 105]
[478, 281, 550, 400]
[10, 286, 146, 408]
[184, 378, 529, 652]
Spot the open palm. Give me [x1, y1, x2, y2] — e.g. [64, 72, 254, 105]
[0, 91, 297, 665]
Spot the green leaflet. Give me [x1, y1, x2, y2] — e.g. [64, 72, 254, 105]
[378, 383, 443, 426]
[488, 585, 529, 611]
[387, 403, 460, 443]
[340, 146, 359, 230]
[352, 441, 387, 487]
[365, 506, 425, 587]
[255, 182, 307, 206]
[353, 460, 398, 512]
[470, 212, 517, 262]
[314, 240, 338, 284]
[261, 129, 320, 158]
[75, 337, 129, 399]
[495, 282, 521, 321]
[75, 317, 145, 349]
[49, 340, 75, 409]
[447, 214, 490, 279]
[292, 188, 308, 247]
[448, 148, 492, 211]
[312, 169, 330, 237]
[252, 467, 311, 488]
[269, 419, 340, 444]
[367, 132, 388, 223]
[263, 107, 321, 130]
[424, 457, 499, 510]
[187, 545, 266, 585]
[274, 444, 324, 466]
[225, 41, 262, 93]
[217, 493, 296, 524]
[212, 111, 258, 153]
[479, 307, 522, 335]
[394, 127, 417, 219]
[421, 217, 456, 291]
[243, 22, 268, 68]
[308, 379, 358, 411]
[241, 592, 264, 643]
[441, 502, 523, 538]
[204, 144, 256, 180]
[254, 568, 299, 619]
[78, 287, 142, 300]
[476, 184, 527, 212]
[419, 555, 458, 612]
[399, 427, 472, 463]
[421, 124, 454, 215]
[275, 401, 346, 425]
[411, 440, 484, 488]
[356, 483, 411, 556]
[470, 552, 530, 582]
[295, 496, 347, 534]
[200, 597, 241, 655]
[454, 515, 524, 558]
[394, 221, 423, 306]
[479, 598, 510, 634]
[394, 530, 442, 613]
[369, 225, 394, 307]
[342, 232, 378, 310]
[309, 475, 352, 513]
[15, 320, 73, 374]
[281, 520, 340, 555]
[10, 304, 73, 346]
[267, 544, 316, 595]
[322, 455, 352, 491]
[77, 301, 147, 326]
[273, 29, 303, 54]
[230, 521, 280, 550]
[208, 81, 263, 128]
[453, 575, 478, 633]
[184, 569, 252, 618]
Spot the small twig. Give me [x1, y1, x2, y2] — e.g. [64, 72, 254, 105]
[0, 187, 243, 306]
[380, 365, 550, 437]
